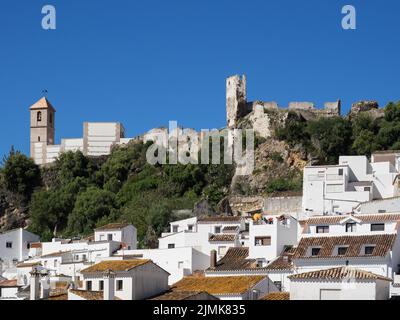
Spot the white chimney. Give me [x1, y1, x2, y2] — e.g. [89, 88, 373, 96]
[40, 275, 50, 299]
[29, 268, 41, 300]
[103, 269, 116, 300]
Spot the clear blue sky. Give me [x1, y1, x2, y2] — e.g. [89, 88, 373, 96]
[0, 0, 400, 158]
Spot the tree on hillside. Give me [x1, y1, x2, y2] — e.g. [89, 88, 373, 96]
[1, 148, 40, 201]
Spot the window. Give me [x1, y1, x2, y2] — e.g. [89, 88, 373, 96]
[311, 247, 321, 256]
[99, 280, 104, 291]
[364, 187, 371, 192]
[49, 113, 53, 124]
[371, 224, 385, 232]
[274, 281, 282, 291]
[116, 280, 123, 291]
[378, 210, 386, 213]
[38, 136, 41, 142]
[218, 246, 227, 256]
[172, 225, 178, 233]
[214, 226, 221, 234]
[54, 260, 58, 268]
[338, 169, 343, 176]
[255, 236, 271, 246]
[6, 242, 12, 249]
[245, 223, 250, 232]
[82, 254, 87, 261]
[256, 260, 264, 268]
[337, 247, 348, 256]
[316, 226, 329, 234]
[364, 246, 375, 255]
[99, 235, 105, 241]
[346, 223, 356, 233]
[27, 243, 31, 249]
[326, 184, 342, 193]
[86, 281, 92, 291]
[75, 255, 79, 261]
[37, 111, 42, 122]
[168, 243, 175, 249]
[188, 225, 193, 232]
[178, 261, 184, 269]
[107, 234, 113, 241]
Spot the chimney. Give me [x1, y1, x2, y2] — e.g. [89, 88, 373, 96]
[103, 269, 116, 300]
[40, 275, 50, 299]
[30, 267, 50, 300]
[210, 250, 217, 269]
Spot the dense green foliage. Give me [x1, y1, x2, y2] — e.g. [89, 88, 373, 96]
[7, 141, 234, 245]
[276, 102, 400, 164]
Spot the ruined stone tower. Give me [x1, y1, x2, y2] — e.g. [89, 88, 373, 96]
[226, 75, 249, 128]
[30, 97, 55, 158]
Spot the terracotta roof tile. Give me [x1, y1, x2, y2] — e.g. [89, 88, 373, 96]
[151, 290, 217, 300]
[209, 234, 236, 242]
[207, 247, 257, 272]
[222, 226, 239, 233]
[30, 242, 42, 249]
[80, 259, 150, 273]
[172, 276, 266, 295]
[260, 292, 290, 300]
[293, 234, 396, 259]
[0, 279, 19, 287]
[70, 290, 103, 300]
[306, 213, 400, 225]
[30, 97, 55, 111]
[288, 267, 392, 282]
[266, 246, 296, 271]
[198, 216, 242, 223]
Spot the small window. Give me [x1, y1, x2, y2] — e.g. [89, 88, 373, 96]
[82, 254, 87, 261]
[364, 246, 375, 255]
[6, 242, 12, 249]
[338, 169, 343, 176]
[378, 210, 386, 213]
[245, 223, 250, 232]
[256, 260, 264, 268]
[337, 247, 348, 256]
[311, 247, 321, 256]
[54, 260, 58, 268]
[316, 226, 329, 234]
[178, 261, 184, 269]
[86, 281, 92, 291]
[107, 234, 113, 241]
[168, 244, 175, 249]
[274, 281, 282, 291]
[49, 113, 53, 124]
[99, 280, 104, 291]
[172, 225, 178, 233]
[364, 187, 371, 192]
[37, 111, 42, 122]
[75, 255, 79, 261]
[188, 225, 193, 232]
[214, 226, 221, 234]
[116, 280, 123, 291]
[255, 236, 271, 246]
[218, 246, 227, 256]
[27, 243, 31, 249]
[371, 224, 385, 232]
[38, 136, 41, 142]
[346, 223, 356, 233]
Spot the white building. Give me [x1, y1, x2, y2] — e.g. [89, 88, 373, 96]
[0, 228, 40, 268]
[302, 154, 400, 216]
[289, 267, 391, 300]
[159, 216, 246, 260]
[0, 279, 21, 300]
[94, 223, 137, 250]
[112, 246, 209, 285]
[70, 260, 169, 300]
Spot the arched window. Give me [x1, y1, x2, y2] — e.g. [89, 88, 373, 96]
[37, 111, 42, 122]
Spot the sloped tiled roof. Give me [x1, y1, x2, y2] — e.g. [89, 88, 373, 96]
[222, 226, 239, 233]
[266, 246, 296, 271]
[151, 290, 217, 300]
[294, 234, 396, 259]
[198, 216, 242, 223]
[172, 276, 266, 295]
[70, 290, 103, 300]
[306, 213, 400, 225]
[207, 247, 258, 271]
[209, 234, 236, 242]
[80, 259, 150, 273]
[0, 279, 19, 287]
[260, 292, 290, 300]
[288, 267, 392, 282]
[30, 97, 55, 111]
[95, 223, 131, 231]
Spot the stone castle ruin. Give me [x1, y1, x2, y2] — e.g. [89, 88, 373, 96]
[226, 74, 341, 138]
